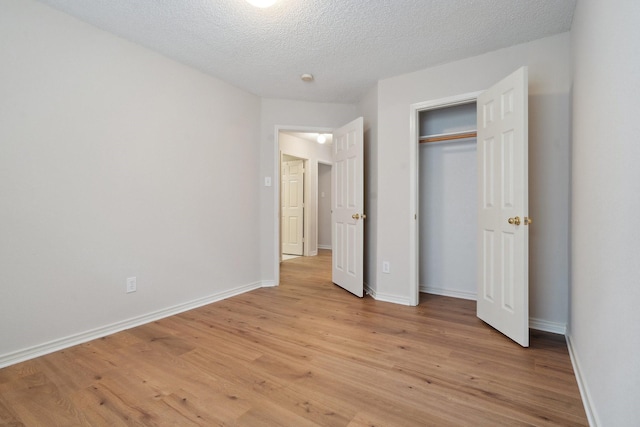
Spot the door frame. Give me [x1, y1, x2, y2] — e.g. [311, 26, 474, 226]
[408, 91, 483, 306]
[273, 125, 334, 287]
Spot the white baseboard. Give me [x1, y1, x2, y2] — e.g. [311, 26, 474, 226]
[0, 281, 263, 369]
[420, 285, 476, 301]
[364, 283, 373, 296]
[261, 280, 277, 287]
[529, 317, 566, 335]
[317, 245, 332, 250]
[365, 285, 412, 306]
[566, 334, 598, 427]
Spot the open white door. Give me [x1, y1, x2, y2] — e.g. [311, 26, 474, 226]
[477, 67, 530, 347]
[332, 117, 364, 297]
[282, 159, 304, 256]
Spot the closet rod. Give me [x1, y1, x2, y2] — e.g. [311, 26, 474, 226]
[419, 130, 477, 144]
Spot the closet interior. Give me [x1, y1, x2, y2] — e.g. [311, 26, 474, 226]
[418, 101, 478, 300]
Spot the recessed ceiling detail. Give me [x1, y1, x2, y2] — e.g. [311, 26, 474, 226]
[35, 0, 577, 103]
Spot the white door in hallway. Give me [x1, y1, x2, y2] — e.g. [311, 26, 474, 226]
[282, 159, 304, 256]
[476, 66, 530, 347]
[332, 117, 364, 297]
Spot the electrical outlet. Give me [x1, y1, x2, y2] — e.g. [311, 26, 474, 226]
[382, 261, 390, 274]
[126, 277, 137, 293]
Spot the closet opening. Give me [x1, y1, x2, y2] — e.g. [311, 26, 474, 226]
[419, 102, 477, 300]
[410, 70, 530, 346]
[408, 91, 482, 306]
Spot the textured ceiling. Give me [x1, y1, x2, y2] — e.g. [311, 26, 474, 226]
[36, 0, 576, 103]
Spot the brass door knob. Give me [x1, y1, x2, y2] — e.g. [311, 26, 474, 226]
[524, 217, 532, 226]
[352, 213, 360, 220]
[508, 216, 521, 225]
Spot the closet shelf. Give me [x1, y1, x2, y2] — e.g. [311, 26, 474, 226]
[419, 130, 477, 143]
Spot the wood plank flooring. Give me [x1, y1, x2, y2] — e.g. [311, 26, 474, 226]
[0, 250, 587, 426]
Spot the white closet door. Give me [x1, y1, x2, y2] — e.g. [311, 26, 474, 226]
[476, 67, 530, 347]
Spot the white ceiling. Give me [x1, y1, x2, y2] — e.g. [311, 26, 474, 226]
[36, 0, 576, 103]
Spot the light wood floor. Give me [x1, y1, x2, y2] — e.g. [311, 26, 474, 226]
[0, 250, 587, 426]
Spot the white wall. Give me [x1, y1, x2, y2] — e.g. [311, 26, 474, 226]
[259, 99, 357, 284]
[279, 133, 332, 255]
[419, 140, 477, 299]
[0, 0, 261, 364]
[317, 163, 332, 249]
[569, 0, 640, 425]
[375, 32, 572, 328]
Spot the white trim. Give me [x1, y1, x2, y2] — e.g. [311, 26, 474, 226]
[261, 280, 277, 287]
[409, 91, 483, 308]
[317, 245, 332, 250]
[566, 334, 599, 427]
[420, 285, 477, 301]
[0, 281, 263, 369]
[529, 317, 566, 335]
[274, 125, 333, 288]
[365, 285, 412, 306]
[408, 105, 419, 306]
[303, 158, 310, 256]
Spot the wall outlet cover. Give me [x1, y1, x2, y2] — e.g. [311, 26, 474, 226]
[126, 277, 137, 293]
[382, 262, 390, 274]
